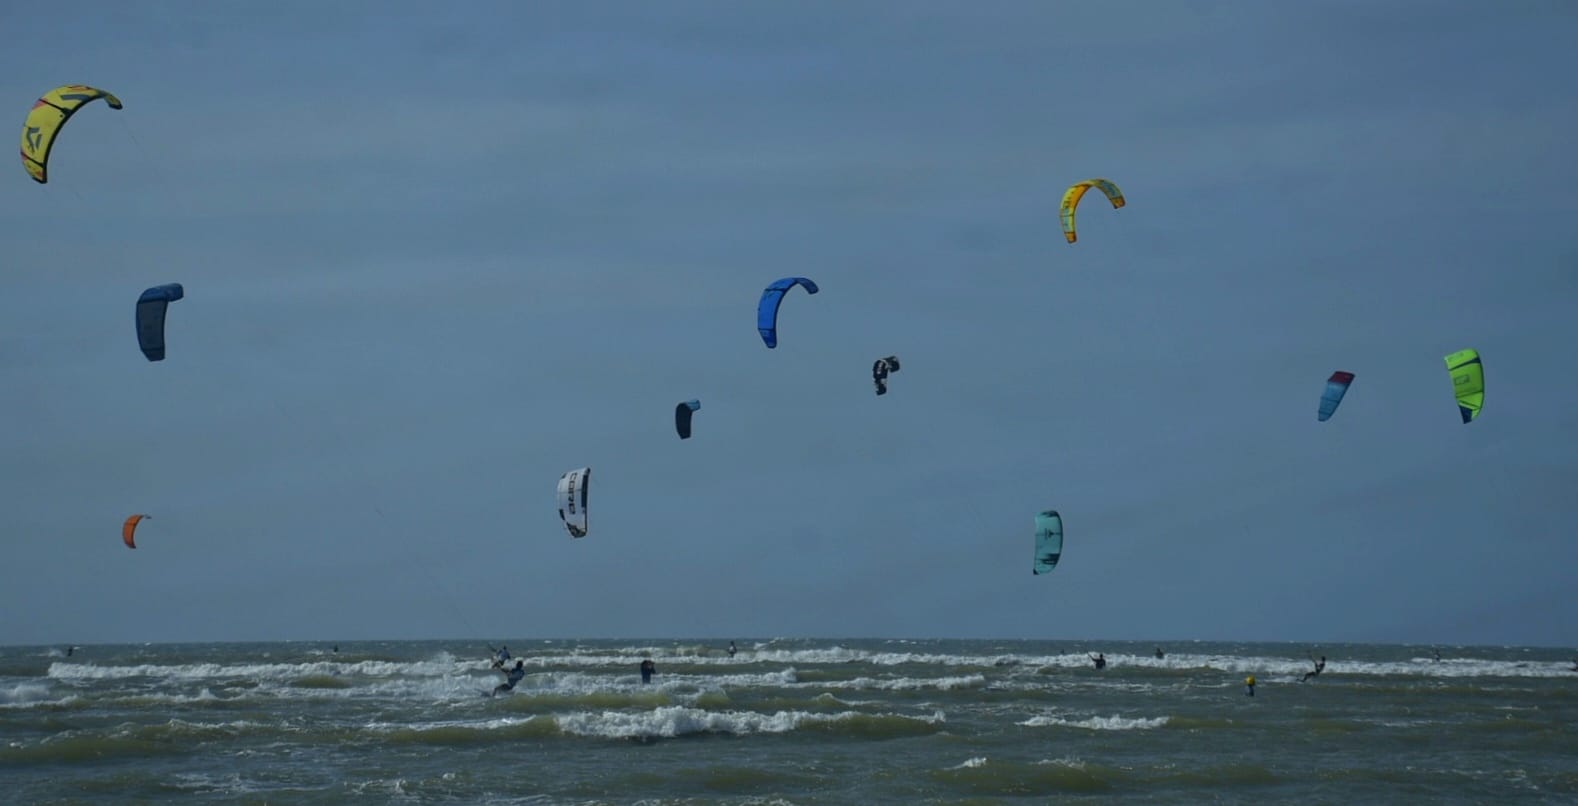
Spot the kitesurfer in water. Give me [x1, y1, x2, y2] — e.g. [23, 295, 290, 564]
[491, 660, 525, 696]
[1154, 647, 1165, 660]
[488, 644, 511, 669]
[1301, 655, 1326, 682]
[640, 658, 656, 684]
[727, 641, 737, 658]
[65, 646, 74, 657]
[1089, 653, 1106, 670]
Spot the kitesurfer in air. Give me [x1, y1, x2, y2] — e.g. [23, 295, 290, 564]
[491, 660, 526, 696]
[1089, 653, 1106, 670]
[1301, 655, 1326, 682]
[640, 658, 656, 684]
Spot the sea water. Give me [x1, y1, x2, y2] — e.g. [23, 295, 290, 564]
[3, 639, 1575, 803]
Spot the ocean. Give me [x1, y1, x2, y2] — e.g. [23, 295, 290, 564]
[3, 639, 1575, 803]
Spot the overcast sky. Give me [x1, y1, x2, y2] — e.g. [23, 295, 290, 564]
[3, 0, 1575, 648]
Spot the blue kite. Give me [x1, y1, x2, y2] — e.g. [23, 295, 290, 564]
[756, 277, 818, 349]
[136, 284, 185, 362]
[1317, 371, 1354, 422]
[675, 399, 701, 439]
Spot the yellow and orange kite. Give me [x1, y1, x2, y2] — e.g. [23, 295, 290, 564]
[1059, 178, 1125, 244]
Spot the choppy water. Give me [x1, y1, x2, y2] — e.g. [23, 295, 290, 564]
[3, 639, 1576, 803]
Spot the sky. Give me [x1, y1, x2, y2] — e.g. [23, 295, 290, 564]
[2, 0, 1575, 648]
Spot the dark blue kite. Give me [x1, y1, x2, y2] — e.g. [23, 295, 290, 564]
[675, 399, 701, 439]
[136, 283, 184, 362]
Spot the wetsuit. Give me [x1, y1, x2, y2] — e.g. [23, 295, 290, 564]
[492, 665, 526, 696]
[1301, 659, 1326, 682]
[489, 645, 511, 669]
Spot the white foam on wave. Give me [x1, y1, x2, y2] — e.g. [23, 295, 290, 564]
[111, 688, 225, 705]
[365, 706, 943, 741]
[1018, 713, 1169, 731]
[553, 705, 946, 740]
[0, 682, 69, 708]
[170, 771, 262, 796]
[549, 645, 1572, 682]
[797, 673, 988, 692]
[1036, 756, 1090, 769]
[47, 655, 465, 683]
[1018, 652, 1578, 681]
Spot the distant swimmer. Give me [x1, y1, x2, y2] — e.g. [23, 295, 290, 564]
[1245, 675, 1256, 697]
[1155, 647, 1165, 660]
[1089, 653, 1106, 670]
[491, 660, 526, 697]
[1301, 655, 1326, 683]
[727, 641, 737, 659]
[640, 658, 656, 684]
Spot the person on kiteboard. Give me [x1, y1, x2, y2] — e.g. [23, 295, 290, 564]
[1301, 655, 1326, 682]
[489, 644, 511, 669]
[492, 660, 526, 696]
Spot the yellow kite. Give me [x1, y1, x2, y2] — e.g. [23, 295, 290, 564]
[1059, 178, 1125, 244]
[19, 84, 123, 184]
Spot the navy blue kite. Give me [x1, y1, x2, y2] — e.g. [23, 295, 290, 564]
[756, 277, 818, 349]
[675, 399, 701, 439]
[135, 283, 184, 362]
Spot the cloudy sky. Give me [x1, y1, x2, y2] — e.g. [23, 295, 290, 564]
[3, 0, 1575, 647]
